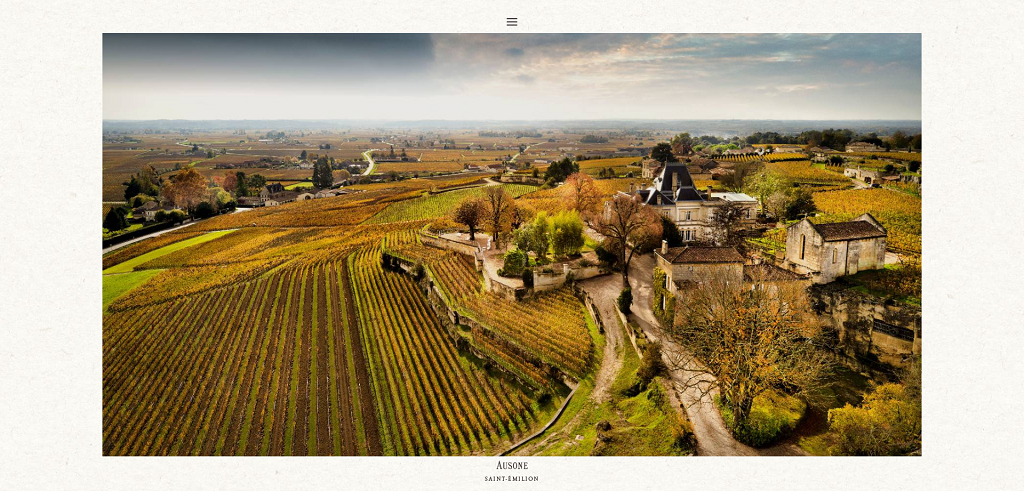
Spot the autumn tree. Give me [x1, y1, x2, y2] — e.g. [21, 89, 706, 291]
[483, 186, 514, 248]
[452, 197, 486, 240]
[669, 274, 829, 438]
[222, 172, 238, 194]
[563, 172, 601, 217]
[161, 166, 208, 212]
[509, 203, 533, 231]
[595, 193, 662, 286]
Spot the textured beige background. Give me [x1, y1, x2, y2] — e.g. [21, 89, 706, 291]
[1, 0, 1022, 489]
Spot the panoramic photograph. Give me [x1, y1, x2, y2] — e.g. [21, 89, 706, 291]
[101, 33, 922, 457]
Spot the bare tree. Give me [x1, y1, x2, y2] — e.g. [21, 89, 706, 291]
[708, 201, 749, 254]
[452, 197, 486, 240]
[483, 186, 514, 248]
[668, 272, 829, 433]
[595, 193, 662, 286]
[563, 172, 601, 218]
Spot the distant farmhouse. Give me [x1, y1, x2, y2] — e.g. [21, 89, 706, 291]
[259, 183, 299, 207]
[845, 141, 884, 153]
[844, 166, 882, 185]
[782, 213, 887, 283]
[622, 162, 758, 242]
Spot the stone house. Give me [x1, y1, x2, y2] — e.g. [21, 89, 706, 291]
[641, 158, 662, 179]
[623, 162, 758, 242]
[654, 242, 745, 294]
[844, 166, 882, 184]
[259, 183, 298, 205]
[782, 213, 887, 284]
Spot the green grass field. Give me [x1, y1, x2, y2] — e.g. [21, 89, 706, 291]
[103, 229, 235, 274]
[285, 181, 314, 190]
[103, 269, 163, 311]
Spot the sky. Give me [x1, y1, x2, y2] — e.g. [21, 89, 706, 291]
[103, 33, 921, 121]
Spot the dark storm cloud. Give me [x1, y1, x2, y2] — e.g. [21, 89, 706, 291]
[104, 33, 436, 80]
[103, 33, 920, 120]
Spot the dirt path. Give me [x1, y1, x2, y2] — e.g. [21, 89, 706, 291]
[625, 254, 807, 456]
[578, 274, 625, 404]
[512, 272, 625, 455]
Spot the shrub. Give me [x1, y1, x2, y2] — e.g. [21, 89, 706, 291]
[501, 249, 528, 277]
[578, 258, 594, 268]
[594, 242, 617, 266]
[550, 210, 585, 256]
[194, 201, 216, 219]
[103, 208, 129, 231]
[717, 391, 806, 448]
[168, 209, 188, 224]
[822, 383, 921, 455]
[617, 287, 632, 314]
[521, 268, 534, 288]
[636, 341, 666, 388]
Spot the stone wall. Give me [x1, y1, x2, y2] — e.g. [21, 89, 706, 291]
[810, 284, 921, 372]
[419, 231, 482, 261]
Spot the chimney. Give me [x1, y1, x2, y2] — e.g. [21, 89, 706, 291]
[707, 185, 713, 199]
[661, 239, 669, 255]
[672, 172, 679, 190]
[629, 182, 634, 193]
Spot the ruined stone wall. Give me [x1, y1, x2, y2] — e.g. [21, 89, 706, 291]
[810, 284, 921, 372]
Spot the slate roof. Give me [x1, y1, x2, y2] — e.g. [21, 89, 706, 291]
[657, 162, 695, 192]
[635, 162, 705, 205]
[658, 246, 744, 264]
[813, 220, 886, 241]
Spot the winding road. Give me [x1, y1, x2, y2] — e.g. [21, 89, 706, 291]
[361, 149, 379, 176]
[622, 253, 807, 456]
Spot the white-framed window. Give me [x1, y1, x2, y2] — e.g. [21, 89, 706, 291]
[833, 248, 838, 264]
[685, 210, 692, 221]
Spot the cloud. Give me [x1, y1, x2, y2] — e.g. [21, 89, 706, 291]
[512, 74, 535, 84]
[504, 47, 524, 57]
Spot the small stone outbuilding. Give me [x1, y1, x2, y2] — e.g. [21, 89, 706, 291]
[654, 242, 745, 293]
[783, 213, 887, 284]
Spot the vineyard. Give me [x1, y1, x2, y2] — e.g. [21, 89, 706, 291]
[765, 160, 851, 185]
[367, 184, 536, 224]
[844, 151, 922, 163]
[715, 152, 806, 163]
[812, 188, 922, 254]
[104, 261, 381, 455]
[386, 235, 594, 385]
[347, 239, 552, 455]
[103, 179, 569, 455]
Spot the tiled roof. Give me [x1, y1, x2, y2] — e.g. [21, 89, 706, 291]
[813, 220, 886, 241]
[658, 246, 744, 264]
